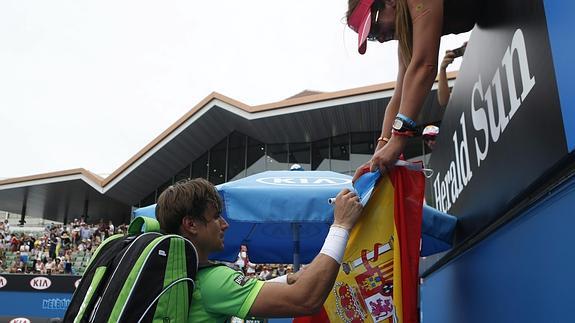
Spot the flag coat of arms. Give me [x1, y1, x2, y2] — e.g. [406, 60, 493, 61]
[295, 166, 424, 323]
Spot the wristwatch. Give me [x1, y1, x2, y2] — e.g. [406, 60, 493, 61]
[392, 116, 416, 132]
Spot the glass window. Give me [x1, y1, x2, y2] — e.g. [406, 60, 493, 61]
[192, 152, 209, 179]
[209, 138, 227, 185]
[331, 134, 350, 174]
[267, 143, 289, 171]
[246, 137, 266, 176]
[228, 133, 247, 181]
[351, 132, 375, 173]
[311, 138, 330, 170]
[289, 142, 311, 171]
[174, 165, 191, 183]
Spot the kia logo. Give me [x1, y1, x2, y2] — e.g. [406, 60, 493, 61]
[0, 275, 6, 288]
[74, 279, 81, 288]
[30, 277, 52, 290]
[256, 177, 351, 187]
[10, 318, 31, 323]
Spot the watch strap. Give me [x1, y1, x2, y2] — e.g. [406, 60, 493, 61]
[396, 113, 417, 129]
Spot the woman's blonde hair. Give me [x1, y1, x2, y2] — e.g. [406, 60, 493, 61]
[346, 0, 413, 66]
[395, 0, 413, 67]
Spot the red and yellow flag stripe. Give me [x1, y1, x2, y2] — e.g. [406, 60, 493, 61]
[295, 166, 424, 323]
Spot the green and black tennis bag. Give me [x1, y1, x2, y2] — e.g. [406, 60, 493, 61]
[64, 216, 198, 322]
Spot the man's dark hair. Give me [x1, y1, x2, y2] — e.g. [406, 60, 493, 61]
[156, 178, 222, 234]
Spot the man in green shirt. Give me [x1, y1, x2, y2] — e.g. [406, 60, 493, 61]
[156, 178, 363, 322]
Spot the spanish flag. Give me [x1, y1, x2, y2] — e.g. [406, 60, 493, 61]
[295, 165, 424, 323]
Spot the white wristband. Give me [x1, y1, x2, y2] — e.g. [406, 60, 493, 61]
[319, 226, 350, 264]
[268, 274, 288, 284]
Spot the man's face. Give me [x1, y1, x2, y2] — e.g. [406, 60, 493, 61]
[195, 204, 229, 253]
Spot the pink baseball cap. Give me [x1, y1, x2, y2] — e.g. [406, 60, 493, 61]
[423, 125, 440, 137]
[347, 0, 375, 55]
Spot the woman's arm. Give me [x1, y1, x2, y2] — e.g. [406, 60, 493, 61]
[352, 49, 406, 182]
[368, 0, 443, 173]
[437, 50, 455, 107]
[400, 0, 443, 118]
[381, 47, 407, 143]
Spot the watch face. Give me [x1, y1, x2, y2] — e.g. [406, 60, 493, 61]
[393, 118, 404, 131]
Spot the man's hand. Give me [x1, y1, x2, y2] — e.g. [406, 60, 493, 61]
[333, 189, 363, 231]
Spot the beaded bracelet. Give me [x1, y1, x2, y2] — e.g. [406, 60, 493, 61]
[391, 129, 416, 137]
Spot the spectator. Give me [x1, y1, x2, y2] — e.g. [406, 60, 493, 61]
[346, 0, 478, 179]
[71, 229, 80, 246]
[258, 266, 272, 281]
[48, 235, 57, 259]
[10, 234, 20, 252]
[63, 254, 73, 274]
[80, 224, 91, 241]
[437, 42, 468, 108]
[78, 240, 86, 252]
[45, 257, 55, 275]
[61, 232, 71, 250]
[85, 239, 93, 252]
[0, 234, 5, 258]
[9, 260, 23, 273]
[19, 243, 30, 272]
[33, 236, 41, 251]
[422, 125, 440, 152]
[245, 261, 257, 277]
[54, 258, 65, 274]
[35, 259, 46, 274]
[235, 244, 251, 274]
[108, 220, 115, 233]
[277, 265, 287, 276]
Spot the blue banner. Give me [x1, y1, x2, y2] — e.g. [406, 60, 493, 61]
[544, 1, 575, 152]
[0, 291, 71, 318]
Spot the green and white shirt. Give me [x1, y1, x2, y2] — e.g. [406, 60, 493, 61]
[189, 265, 264, 322]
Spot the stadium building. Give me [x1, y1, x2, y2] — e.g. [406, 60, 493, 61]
[0, 74, 456, 225]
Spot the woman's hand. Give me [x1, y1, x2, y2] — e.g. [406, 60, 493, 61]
[352, 162, 371, 183]
[440, 50, 455, 70]
[351, 134, 408, 182]
[369, 135, 408, 174]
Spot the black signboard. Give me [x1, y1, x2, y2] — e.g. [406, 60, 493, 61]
[0, 274, 80, 293]
[427, 0, 568, 243]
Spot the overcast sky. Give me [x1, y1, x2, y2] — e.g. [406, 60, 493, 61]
[0, 0, 470, 179]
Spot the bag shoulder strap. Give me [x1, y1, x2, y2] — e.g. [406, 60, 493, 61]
[128, 216, 160, 234]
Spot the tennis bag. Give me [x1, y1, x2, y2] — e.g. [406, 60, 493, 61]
[64, 216, 199, 322]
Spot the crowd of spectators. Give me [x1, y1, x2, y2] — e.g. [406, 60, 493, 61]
[0, 219, 296, 280]
[230, 262, 294, 281]
[232, 244, 295, 281]
[0, 218, 127, 275]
